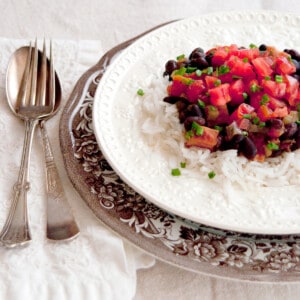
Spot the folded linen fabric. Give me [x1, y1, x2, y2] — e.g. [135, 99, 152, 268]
[0, 38, 155, 300]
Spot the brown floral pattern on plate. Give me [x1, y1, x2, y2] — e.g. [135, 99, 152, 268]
[59, 23, 300, 282]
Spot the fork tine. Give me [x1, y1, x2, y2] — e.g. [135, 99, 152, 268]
[48, 39, 55, 111]
[29, 39, 38, 106]
[38, 38, 47, 106]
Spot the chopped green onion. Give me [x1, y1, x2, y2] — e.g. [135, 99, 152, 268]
[214, 125, 223, 131]
[185, 130, 194, 140]
[195, 69, 202, 77]
[209, 105, 217, 111]
[242, 92, 248, 100]
[232, 75, 243, 79]
[252, 117, 260, 124]
[171, 168, 181, 176]
[208, 171, 216, 179]
[180, 162, 186, 168]
[250, 83, 260, 93]
[214, 79, 222, 86]
[243, 114, 252, 119]
[182, 78, 194, 85]
[259, 122, 266, 127]
[207, 66, 213, 75]
[197, 100, 206, 108]
[260, 94, 270, 105]
[218, 65, 230, 75]
[243, 57, 249, 63]
[186, 67, 197, 73]
[275, 75, 283, 83]
[176, 54, 185, 61]
[137, 89, 144, 96]
[249, 43, 257, 49]
[173, 67, 186, 76]
[267, 142, 279, 150]
[264, 75, 271, 80]
[192, 122, 204, 136]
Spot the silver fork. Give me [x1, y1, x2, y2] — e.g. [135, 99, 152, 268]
[0, 40, 54, 247]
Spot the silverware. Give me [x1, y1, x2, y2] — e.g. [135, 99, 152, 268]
[1, 40, 54, 247]
[2, 40, 79, 247]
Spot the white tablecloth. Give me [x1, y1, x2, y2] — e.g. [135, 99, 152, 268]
[1, 1, 300, 299]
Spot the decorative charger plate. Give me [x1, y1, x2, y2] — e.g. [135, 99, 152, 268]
[60, 12, 300, 281]
[92, 11, 300, 235]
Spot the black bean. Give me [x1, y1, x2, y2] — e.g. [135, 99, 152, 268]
[176, 99, 189, 111]
[178, 111, 187, 123]
[281, 122, 298, 139]
[190, 57, 209, 70]
[271, 150, 283, 157]
[164, 60, 178, 76]
[293, 127, 300, 149]
[186, 104, 203, 117]
[189, 47, 205, 60]
[259, 44, 267, 51]
[163, 96, 187, 104]
[284, 49, 300, 61]
[205, 52, 214, 65]
[183, 116, 206, 130]
[293, 59, 300, 75]
[266, 118, 284, 129]
[238, 137, 257, 160]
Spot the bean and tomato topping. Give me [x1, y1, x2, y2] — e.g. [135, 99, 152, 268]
[163, 44, 300, 161]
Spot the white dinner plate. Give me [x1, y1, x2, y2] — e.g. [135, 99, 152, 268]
[93, 10, 300, 234]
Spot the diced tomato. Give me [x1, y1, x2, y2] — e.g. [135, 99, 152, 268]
[209, 83, 231, 106]
[268, 126, 285, 138]
[210, 45, 239, 67]
[185, 80, 205, 103]
[217, 72, 233, 84]
[276, 56, 296, 75]
[229, 79, 245, 106]
[227, 56, 256, 79]
[257, 103, 288, 120]
[205, 104, 230, 125]
[256, 105, 273, 121]
[211, 47, 230, 66]
[268, 97, 286, 110]
[283, 75, 299, 106]
[261, 79, 286, 98]
[237, 48, 260, 61]
[249, 92, 264, 110]
[252, 57, 274, 78]
[205, 76, 220, 89]
[229, 103, 255, 122]
[236, 118, 251, 130]
[167, 75, 191, 96]
[271, 106, 289, 118]
[246, 79, 261, 94]
[167, 80, 186, 97]
[185, 126, 219, 150]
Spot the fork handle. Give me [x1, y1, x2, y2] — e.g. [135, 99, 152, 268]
[0, 119, 38, 247]
[39, 120, 80, 241]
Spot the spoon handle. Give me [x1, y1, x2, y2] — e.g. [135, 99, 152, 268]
[0, 119, 38, 247]
[39, 120, 80, 241]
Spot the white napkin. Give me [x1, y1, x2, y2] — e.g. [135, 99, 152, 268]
[0, 38, 155, 300]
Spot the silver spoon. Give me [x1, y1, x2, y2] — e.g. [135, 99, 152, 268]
[6, 44, 80, 243]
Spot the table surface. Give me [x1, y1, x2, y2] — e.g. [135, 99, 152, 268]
[1, 1, 300, 299]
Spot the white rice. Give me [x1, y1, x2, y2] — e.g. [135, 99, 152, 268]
[134, 71, 300, 191]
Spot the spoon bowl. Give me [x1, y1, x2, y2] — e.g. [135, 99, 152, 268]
[6, 46, 61, 119]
